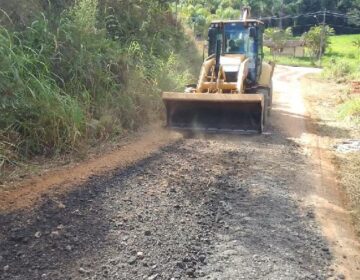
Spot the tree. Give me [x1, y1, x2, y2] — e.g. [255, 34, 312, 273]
[303, 25, 335, 59]
[177, 0, 360, 35]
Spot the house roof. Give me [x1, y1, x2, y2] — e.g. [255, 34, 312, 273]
[264, 40, 305, 48]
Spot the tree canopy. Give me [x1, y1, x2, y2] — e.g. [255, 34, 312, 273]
[176, 0, 360, 35]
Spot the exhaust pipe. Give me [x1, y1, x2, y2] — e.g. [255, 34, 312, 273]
[241, 7, 251, 21]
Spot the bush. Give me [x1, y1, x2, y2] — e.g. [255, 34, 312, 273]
[303, 25, 334, 59]
[323, 59, 353, 80]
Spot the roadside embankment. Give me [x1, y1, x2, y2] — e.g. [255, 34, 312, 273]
[0, 0, 202, 187]
[301, 74, 360, 234]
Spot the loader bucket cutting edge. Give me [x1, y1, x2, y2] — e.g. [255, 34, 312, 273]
[162, 92, 265, 133]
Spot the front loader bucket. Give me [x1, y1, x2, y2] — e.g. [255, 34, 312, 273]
[162, 92, 265, 133]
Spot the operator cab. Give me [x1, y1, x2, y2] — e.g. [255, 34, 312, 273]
[224, 23, 248, 54]
[208, 20, 264, 86]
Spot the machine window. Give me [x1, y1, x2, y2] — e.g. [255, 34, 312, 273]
[224, 23, 248, 54]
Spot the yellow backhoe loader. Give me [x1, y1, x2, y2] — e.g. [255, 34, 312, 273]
[162, 8, 275, 133]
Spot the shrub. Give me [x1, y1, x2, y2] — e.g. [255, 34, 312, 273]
[323, 59, 353, 80]
[338, 98, 360, 123]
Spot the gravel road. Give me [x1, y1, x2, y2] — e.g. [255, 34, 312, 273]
[0, 68, 337, 280]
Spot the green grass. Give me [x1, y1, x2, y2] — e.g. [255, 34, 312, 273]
[338, 98, 360, 123]
[323, 34, 360, 79]
[264, 47, 316, 67]
[327, 34, 360, 60]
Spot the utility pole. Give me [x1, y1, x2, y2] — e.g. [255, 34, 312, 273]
[279, 0, 284, 29]
[319, 9, 326, 65]
[175, 0, 179, 31]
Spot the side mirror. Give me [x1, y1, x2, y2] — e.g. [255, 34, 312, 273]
[249, 27, 257, 39]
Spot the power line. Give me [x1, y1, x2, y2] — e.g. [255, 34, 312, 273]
[324, 24, 360, 30]
[324, 10, 359, 17]
[323, 12, 359, 20]
[290, 23, 360, 31]
[260, 10, 360, 21]
[262, 22, 360, 31]
[260, 12, 321, 20]
[261, 10, 360, 34]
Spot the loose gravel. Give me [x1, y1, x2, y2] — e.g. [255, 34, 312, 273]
[0, 132, 332, 280]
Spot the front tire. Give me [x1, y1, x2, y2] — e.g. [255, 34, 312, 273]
[258, 87, 271, 130]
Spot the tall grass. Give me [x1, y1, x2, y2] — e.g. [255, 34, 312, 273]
[338, 154, 360, 233]
[0, 0, 202, 173]
[338, 98, 360, 124]
[322, 58, 355, 81]
[0, 18, 85, 156]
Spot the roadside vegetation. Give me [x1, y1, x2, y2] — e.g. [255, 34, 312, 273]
[323, 35, 360, 126]
[175, 0, 360, 36]
[340, 154, 360, 233]
[0, 0, 202, 182]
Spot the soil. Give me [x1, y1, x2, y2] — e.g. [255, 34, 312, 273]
[273, 66, 360, 279]
[0, 125, 182, 213]
[0, 66, 359, 280]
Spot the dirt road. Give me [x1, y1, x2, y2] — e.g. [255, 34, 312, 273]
[0, 67, 359, 280]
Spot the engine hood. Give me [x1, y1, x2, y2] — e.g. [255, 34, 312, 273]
[220, 55, 244, 72]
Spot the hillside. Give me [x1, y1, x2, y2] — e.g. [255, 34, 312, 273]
[0, 0, 202, 179]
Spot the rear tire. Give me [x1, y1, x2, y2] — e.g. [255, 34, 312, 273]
[262, 95, 268, 132]
[268, 82, 273, 116]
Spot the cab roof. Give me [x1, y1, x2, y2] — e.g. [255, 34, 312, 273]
[211, 19, 264, 25]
